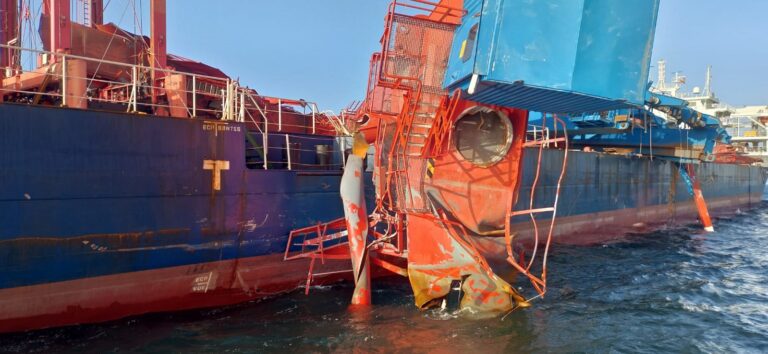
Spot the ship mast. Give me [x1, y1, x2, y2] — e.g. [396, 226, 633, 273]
[704, 65, 712, 97]
[657, 59, 666, 90]
[88, 0, 104, 27]
[42, 0, 72, 62]
[150, 0, 167, 105]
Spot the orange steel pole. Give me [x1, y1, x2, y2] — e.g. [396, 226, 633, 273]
[90, 0, 103, 26]
[1, 0, 18, 66]
[46, 0, 71, 61]
[0, 0, 18, 102]
[340, 134, 372, 306]
[687, 163, 714, 232]
[150, 0, 167, 108]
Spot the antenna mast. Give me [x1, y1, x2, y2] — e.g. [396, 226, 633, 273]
[704, 65, 712, 96]
[657, 59, 666, 90]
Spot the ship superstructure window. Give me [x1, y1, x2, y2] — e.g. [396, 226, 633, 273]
[244, 132, 344, 171]
[460, 24, 479, 63]
[454, 107, 513, 167]
[245, 132, 265, 169]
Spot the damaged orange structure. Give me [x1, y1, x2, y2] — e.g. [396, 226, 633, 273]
[289, 0, 763, 316]
[349, 0, 541, 313]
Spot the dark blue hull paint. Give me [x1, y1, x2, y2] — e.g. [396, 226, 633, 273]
[0, 104, 765, 332]
[508, 148, 767, 244]
[0, 104, 350, 290]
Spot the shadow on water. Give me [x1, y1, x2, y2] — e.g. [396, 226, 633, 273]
[3, 201, 768, 353]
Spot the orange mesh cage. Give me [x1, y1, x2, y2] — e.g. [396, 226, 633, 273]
[363, 4, 458, 118]
[380, 14, 456, 96]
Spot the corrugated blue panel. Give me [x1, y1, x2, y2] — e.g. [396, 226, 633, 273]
[571, 0, 661, 105]
[469, 82, 631, 113]
[444, 0, 660, 113]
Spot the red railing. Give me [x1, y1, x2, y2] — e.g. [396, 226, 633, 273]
[503, 114, 570, 298]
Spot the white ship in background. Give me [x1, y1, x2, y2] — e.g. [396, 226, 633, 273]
[652, 59, 768, 164]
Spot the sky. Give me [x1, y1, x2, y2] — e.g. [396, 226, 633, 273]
[101, 0, 767, 111]
[651, 0, 768, 107]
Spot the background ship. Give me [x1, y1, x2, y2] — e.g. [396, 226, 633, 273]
[652, 60, 768, 165]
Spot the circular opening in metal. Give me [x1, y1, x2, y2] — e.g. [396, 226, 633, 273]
[453, 107, 513, 167]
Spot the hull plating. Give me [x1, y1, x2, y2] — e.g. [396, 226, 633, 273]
[0, 253, 349, 333]
[1, 104, 765, 332]
[473, 149, 766, 262]
[0, 103, 353, 332]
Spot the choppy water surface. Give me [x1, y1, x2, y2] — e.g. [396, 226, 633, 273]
[3, 203, 768, 353]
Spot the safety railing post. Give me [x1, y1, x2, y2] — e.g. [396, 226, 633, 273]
[232, 84, 238, 121]
[226, 84, 230, 120]
[239, 91, 245, 122]
[229, 80, 233, 120]
[311, 103, 316, 134]
[232, 81, 238, 121]
[285, 134, 292, 170]
[221, 80, 228, 120]
[129, 65, 137, 112]
[61, 55, 67, 107]
[191, 75, 197, 117]
[263, 115, 269, 170]
[278, 99, 282, 131]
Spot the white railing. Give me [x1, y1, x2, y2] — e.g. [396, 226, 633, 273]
[1, 44, 238, 119]
[1, 44, 351, 138]
[527, 124, 551, 145]
[244, 133, 347, 171]
[1, 44, 360, 173]
[243, 133, 375, 172]
[724, 115, 768, 139]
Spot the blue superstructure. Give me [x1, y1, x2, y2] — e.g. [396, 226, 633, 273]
[528, 91, 732, 162]
[443, 0, 660, 113]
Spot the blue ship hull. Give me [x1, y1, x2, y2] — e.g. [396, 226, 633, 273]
[0, 104, 765, 333]
[0, 104, 355, 332]
[511, 148, 766, 244]
[470, 147, 767, 284]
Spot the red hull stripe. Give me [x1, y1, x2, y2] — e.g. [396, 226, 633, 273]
[0, 193, 761, 333]
[0, 253, 349, 333]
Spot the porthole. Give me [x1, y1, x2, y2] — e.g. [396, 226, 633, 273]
[453, 107, 513, 167]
